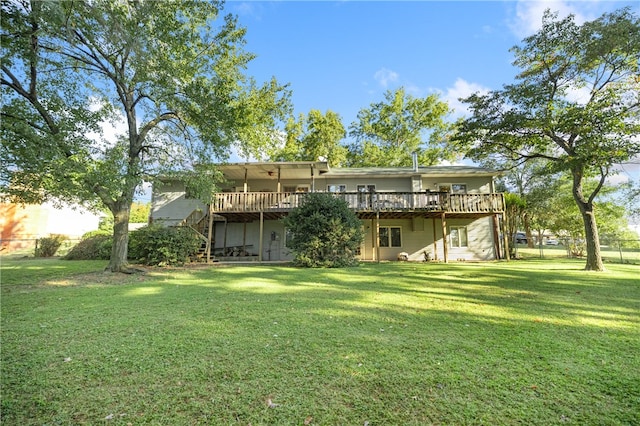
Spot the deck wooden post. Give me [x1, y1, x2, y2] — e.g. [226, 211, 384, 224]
[259, 212, 264, 262]
[432, 217, 438, 261]
[492, 214, 501, 260]
[206, 205, 214, 263]
[502, 213, 510, 261]
[277, 167, 281, 193]
[441, 212, 448, 263]
[242, 222, 247, 255]
[376, 211, 380, 263]
[223, 219, 228, 256]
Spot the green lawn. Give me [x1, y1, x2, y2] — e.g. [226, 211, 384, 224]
[1, 258, 639, 425]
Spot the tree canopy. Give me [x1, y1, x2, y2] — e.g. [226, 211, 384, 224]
[347, 87, 453, 167]
[271, 109, 347, 166]
[453, 8, 640, 271]
[1, 0, 290, 272]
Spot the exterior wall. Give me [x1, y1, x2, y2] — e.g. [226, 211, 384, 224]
[211, 220, 293, 261]
[422, 176, 493, 193]
[317, 176, 412, 192]
[440, 217, 497, 261]
[151, 180, 206, 226]
[360, 216, 496, 262]
[0, 202, 101, 240]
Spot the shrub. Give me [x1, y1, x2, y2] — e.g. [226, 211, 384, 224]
[282, 193, 364, 268]
[64, 235, 112, 260]
[128, 225, 202, 266]
[81, 229, 112, 240]
[34, 234, 68, 257]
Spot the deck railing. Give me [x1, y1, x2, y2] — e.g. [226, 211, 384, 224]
[211, 192, 504, 214]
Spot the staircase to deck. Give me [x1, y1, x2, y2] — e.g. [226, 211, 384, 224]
[179, 209, 216, 262]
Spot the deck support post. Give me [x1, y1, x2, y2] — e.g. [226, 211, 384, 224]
[502, 213, 510, 261]
[206, 205, 214, 263]
[242, 222, 247, 255]
[441, 212, 448, 263]
[432, 217, 438, 261]
[492, 214, 501, 260]
[259, 212, 264, 262]
[223, 219, 228, 256]
[277, 167, 281, 193]
[376, 211, 380, 263]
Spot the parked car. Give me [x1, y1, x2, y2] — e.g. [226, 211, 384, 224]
[546, 239, 560, 245]
[515, 232, 527, 244]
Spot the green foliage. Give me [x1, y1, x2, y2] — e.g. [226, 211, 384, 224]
[128, 225, 202, 266]
[2, 261, 639, 424]
[348, 87, 453, 167]
[64, 235, 112, 261]
[272, 110, 348, 166]
[34, 234, 67, 258]
[454, 8, 640, 271]
[129, 202, 150, 224]
[81, 229, 112, 240]
[282, 193, 364, 267]
[2, 1, 290, 271]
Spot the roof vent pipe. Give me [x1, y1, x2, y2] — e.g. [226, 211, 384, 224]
[412, 151, 418, 172]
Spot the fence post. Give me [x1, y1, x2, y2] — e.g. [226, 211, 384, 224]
[618, 240, 624, 264]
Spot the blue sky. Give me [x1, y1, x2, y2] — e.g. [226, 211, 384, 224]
[225, 0, 639, 182]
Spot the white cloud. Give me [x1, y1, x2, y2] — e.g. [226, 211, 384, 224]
[374, 68, 399, 88]
[443, 78, 491, 118]
[507, 0, 596, 39]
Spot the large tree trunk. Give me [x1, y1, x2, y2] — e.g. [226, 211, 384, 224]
[571, 168, 605, 271]
[106, 201, 132, 273]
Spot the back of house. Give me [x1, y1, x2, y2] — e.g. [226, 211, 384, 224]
[150, 161, 505, 262]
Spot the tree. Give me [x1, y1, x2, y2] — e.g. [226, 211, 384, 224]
[2, 1, 290, 272]
[282, 193, 364, 268]
[272, 109, 347, 166]
[347, 87, 453, 167]
[129, 202, 150, 224]
[453, 8, 640, 271]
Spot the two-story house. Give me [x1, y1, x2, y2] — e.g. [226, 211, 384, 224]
[150, 161, 507, 262]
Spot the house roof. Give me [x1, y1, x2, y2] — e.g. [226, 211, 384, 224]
[325, 165, 500, 178]
[158, 162, 500, 183]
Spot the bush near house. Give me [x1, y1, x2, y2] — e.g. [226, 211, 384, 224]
[283, 192, 364, 268]
[128, 224, 201, 266]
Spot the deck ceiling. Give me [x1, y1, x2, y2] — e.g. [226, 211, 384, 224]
[218, 161, 330, 182]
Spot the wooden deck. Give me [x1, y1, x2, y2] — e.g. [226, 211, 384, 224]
[210, 191, 504, 221]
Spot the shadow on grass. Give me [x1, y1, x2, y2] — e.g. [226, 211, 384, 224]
[2, 259, 639, 425]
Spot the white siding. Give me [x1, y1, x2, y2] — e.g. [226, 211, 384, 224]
[151, 180, 206, 226]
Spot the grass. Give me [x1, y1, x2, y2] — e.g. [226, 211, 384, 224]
[1, 258, 639, 425]
[514, 243, 640, 264]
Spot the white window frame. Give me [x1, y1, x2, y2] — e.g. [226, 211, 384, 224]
[327, 184, 347, 193]
[450, 226, 468, 248]
[379, 226, 402, 248]
[451, 184, 467, 194]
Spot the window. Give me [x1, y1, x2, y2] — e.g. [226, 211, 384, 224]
[283, 185, 309, 193]
[450, 226, 468, 248]
[379, 226, 402, 247]
[451, 184, 467, 194]
[327, 184, 346, 192]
